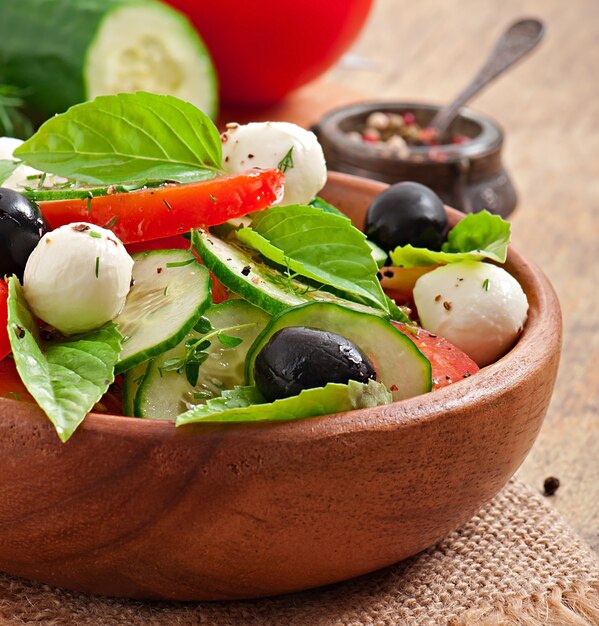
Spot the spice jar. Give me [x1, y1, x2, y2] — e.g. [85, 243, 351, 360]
[312, 102, 517, 217]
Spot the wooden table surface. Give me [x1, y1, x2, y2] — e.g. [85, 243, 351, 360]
[224, 0, 599, 552]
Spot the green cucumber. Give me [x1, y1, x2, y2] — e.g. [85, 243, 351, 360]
[368, 240, 388, 268]
[122, 361, 149, 416]
[115, 249, 211, 373]
[245, 302, 432, 402]
[0, 0, 217, 118]
[193, 229, 384, 317]
[135, 299, 271, 420]
[18, 180, 167, 203]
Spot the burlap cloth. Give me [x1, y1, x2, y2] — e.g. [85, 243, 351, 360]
[1, 479, 598, 626]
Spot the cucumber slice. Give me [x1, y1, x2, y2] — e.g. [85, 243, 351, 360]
[135, 299, 271, 420]
[245, 302, 432, 402]
[368, 240, 388, 268]
[0, 0, 217, 118]
[18, 180, 166, 203]
[122, 361, 149, 416]
[194, 229, 384, 317]
[115, 249, 211, 373]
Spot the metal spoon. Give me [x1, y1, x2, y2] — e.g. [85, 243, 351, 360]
[428, 18, 545, 140]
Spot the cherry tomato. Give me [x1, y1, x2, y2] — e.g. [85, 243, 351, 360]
[165, 0, 373, 105]
[38, 169, 285, 245]
[0, 281, 10, 360]
[392, 322, 479, 389]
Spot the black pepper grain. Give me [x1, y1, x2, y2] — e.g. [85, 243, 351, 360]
[543, 476, 560, 496]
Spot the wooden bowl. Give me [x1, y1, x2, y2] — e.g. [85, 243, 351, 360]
[0, 172, 561, 601]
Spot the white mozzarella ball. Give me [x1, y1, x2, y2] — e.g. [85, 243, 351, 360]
[0, 137, 41, 190]
[221, 121, 327, 205]
[23, 223, 134, 335]
[413, 261, 528, 367]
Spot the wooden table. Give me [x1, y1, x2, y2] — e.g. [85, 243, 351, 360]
[224, 0, 599, 551]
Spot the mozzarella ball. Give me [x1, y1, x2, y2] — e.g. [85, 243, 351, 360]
[413, 261, 528, 367]
[0, 137, 41, 190]
[23, 223, 134, 335]
[0, 137, 66, 190]
[221, 121, 327, 205]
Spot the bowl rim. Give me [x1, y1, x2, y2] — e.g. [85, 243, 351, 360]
[314, 100, 504, 163]
[0, 171, 561, 441]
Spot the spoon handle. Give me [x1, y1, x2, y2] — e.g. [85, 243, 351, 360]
[428, 18, 545, 139]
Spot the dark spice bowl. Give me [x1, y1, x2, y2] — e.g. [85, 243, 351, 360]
[313, 101, 517, 217]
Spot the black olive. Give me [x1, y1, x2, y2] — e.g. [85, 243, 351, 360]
[0, 188, 48, 279]
[254, 326, 376, 402]
[364, 181, 448, 253]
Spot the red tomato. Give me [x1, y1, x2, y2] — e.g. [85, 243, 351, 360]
[38, 169, 285, 244]
[381, 265, 439, 312]
[393, 322, 479, 389]
[0, 357, 34, 403]
[0, 282, 10, 360]
[165, 0, 373, 105]
[125, 235, 191, 254]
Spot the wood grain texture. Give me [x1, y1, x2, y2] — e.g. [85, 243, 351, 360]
[0, 175, 561, 600]
[233, 0, 599, 552]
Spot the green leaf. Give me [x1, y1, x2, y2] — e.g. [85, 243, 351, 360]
[193, 316, 214, 334]
[218, 333, 243, 348]
[13, 92, 222, 185]
[308, 196, 349, 219]
[7, 277, 122, 442]
[308, 198, 388, 268]
[237, 205, 389, 313]
[0, 159, 19, 185]
[176, 379, 392, 425]
[390, 211, 511, 267]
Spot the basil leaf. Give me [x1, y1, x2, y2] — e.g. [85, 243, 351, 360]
[442, 210, 511, 260]
[13, 92, 222, 185]
[237, 205, 389, 313]
[7, 277, 122, 442]
[390, 211, 511, 267]
[0, 159, 19, 185]
[308, 196, 349, 219]
[176, 379, 392, 425]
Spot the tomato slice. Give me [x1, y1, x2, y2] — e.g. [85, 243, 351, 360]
[392, 322, 479, 389]
[38, 169, 285, 244]
[0, 281, 10, 361]
[0, 357, 34, 402]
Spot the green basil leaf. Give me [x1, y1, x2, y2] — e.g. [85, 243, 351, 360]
[0, 159, 19, 185]
[442, 210, 511, 260]
[390, 211, 511, 267]
[237, 205, 389, 313]
[308, 196, 349, 219]
[176, 379, 392, 425]
[13, 92, 222, 184]
[7, 277, 122, 442]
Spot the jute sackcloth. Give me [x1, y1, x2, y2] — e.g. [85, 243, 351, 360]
[1, 479, 598, 626]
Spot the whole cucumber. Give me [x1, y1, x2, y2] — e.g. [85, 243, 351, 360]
[0, 0, 218, 119]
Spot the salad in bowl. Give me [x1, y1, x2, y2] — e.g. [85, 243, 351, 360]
[0, 92, 559, 600]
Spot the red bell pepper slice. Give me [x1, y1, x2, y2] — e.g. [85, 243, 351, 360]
[38, 169, 285, 244]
